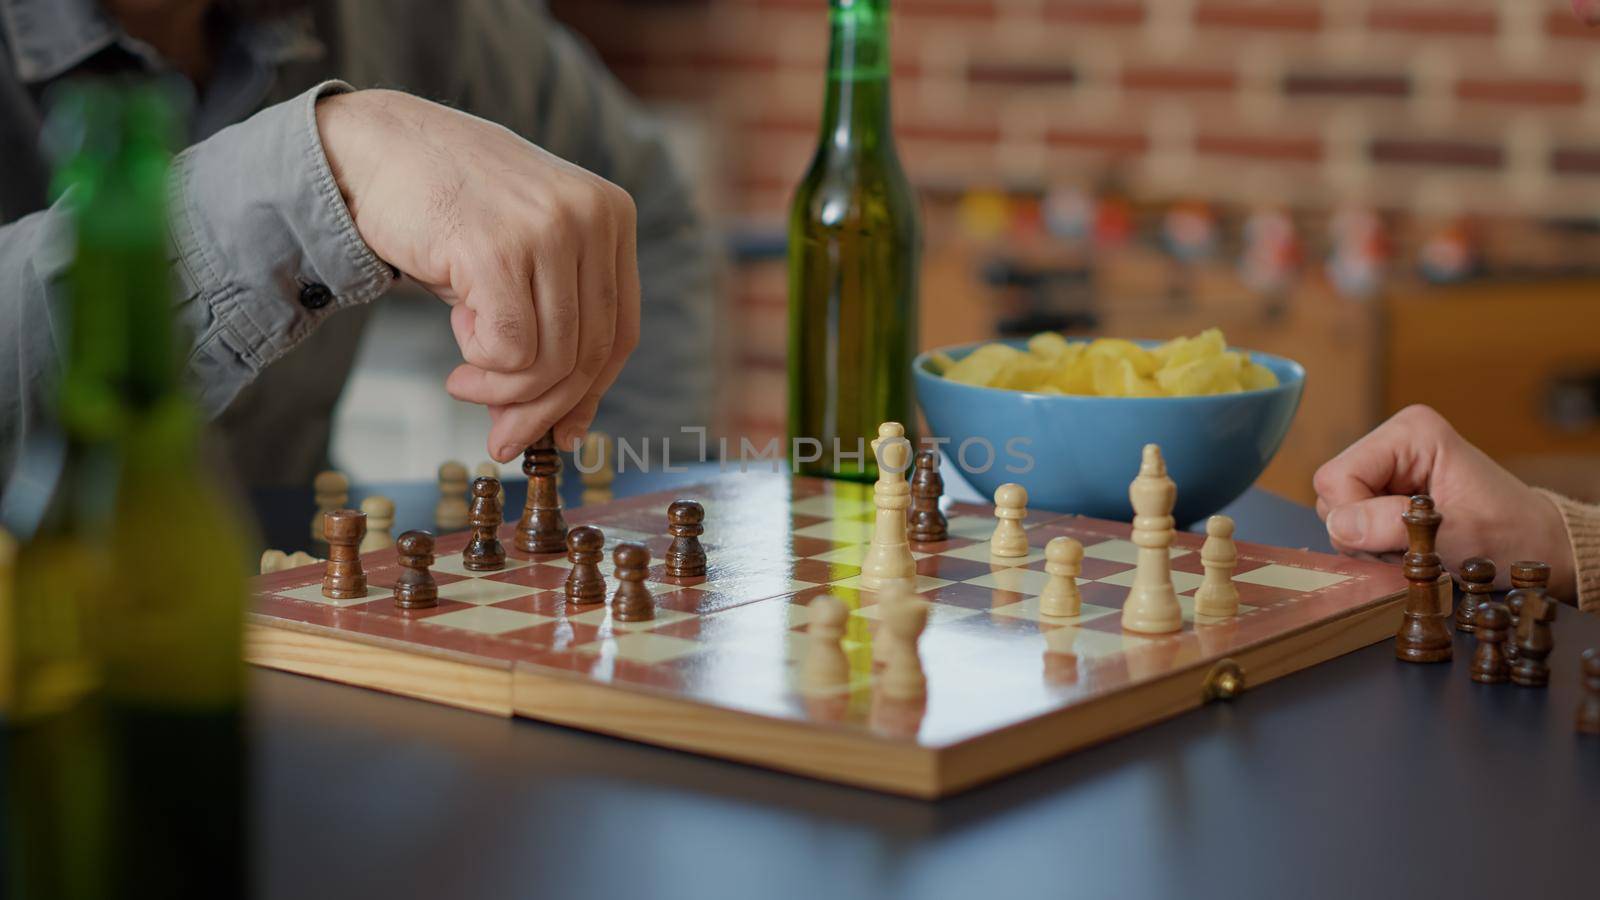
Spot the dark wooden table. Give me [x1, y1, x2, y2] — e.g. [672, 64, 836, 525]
[251, 466, 1599, 900]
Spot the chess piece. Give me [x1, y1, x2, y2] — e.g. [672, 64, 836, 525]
[908, 450, 948, 543]
[609, 542, 654, 621]
[578, 431, 615, 505]
[321, 509, 367, 600]
[1469, 602, 1511, 684]
[1577, 648, 1600, 735]
[880, 597, 928, 700]
[1510, 585, 1557, 688]
[311, 470, 349, 542]
[1456, 557, 1495, 634]
[872, 579, 913, 665]
[800, 595, 851, 696]
[1194, 514, 1240, 618]
[1507, 560, 1550, 665]
[358, 495, 396, 553]
[665, 499, 707, 577]
[435, 461, 469, 531]
[259, 549, 289, 574]
[989, 483, 1030, 558]
[1394, 495, 1452, 663]
[1121, 444, 1183, 635]
[516, 431, 568, 554]
[1039, 536, 1083, 618]
[394, 530, 439, 610]
[861, 422, 917, 589]
[564, 524, 606, 604]
[474, 461, 505, 508]
[463, 476, 506, 570]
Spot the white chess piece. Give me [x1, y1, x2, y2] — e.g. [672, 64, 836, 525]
[359, 495, 396, 553]
[801, 595, 851, 696]
[1193, 515, 1241, 618]
[880, 597, 928, 700]
[1120, 444, 1183, 634]
[860, 422, 917, 589]
[310, 470, 349, 542]
[989, 483, 1029, 558]
[435, 461, 469, 531]
[1039, 536, 1083, 618]
[873, 580, 912, 664]
[473, 461, 505, 508]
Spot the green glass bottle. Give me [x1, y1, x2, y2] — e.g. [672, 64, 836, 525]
[787, 0, 920, 482]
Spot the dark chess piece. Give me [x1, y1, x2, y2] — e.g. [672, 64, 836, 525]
[1395, 495, 1452, 663]
[516, 430, 568, 554]
[1506, 561, 1550, 666]
[908, 449, 948, 543]
[665, 499, 707, 578]
[564, 525, 607, 604]
[463, 476, 506, 571]
[1469, 602, 1511, 684]
[321, 508, 367, 600]
[394, 530, 439, 610]
[610, 542, 655, 622]
[1456, 557, 1495, 633]
[1577, 648, 1600, 736]
[1510, 585, 1557, 688]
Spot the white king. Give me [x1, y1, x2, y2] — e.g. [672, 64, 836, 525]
[1120, 443, 1183, 634]
[860, 422, 917, 590]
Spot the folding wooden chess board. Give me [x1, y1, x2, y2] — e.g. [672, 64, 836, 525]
[248, 473, 1409, 798]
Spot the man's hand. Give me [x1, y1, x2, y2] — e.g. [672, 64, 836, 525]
[1312, 404, 1575, 599]
[315, 89, 640, 462]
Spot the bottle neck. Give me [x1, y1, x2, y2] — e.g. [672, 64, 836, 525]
[818, 0, 893, 156]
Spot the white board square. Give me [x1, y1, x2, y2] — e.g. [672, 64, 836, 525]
[1233, 564, 1351, 592]
[277, 583, 393, 608]
[937, 542, 1045, 567]
[577, 632, 702, 665]
[432, 553, 532, 577]
[566, 605, 698, 631]
[436, 579, 539, 606]
[426, 605, 552, 635]
[793, 519, 876, 543]
[990, 599, 1120, 626]
[963, 568, 1052, 595]
[1094, 567, 1205, 594]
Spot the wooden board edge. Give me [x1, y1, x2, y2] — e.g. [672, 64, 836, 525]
[510, 665, 944, 798]
[246, 623, 515, 717]
[932, 594, 1406, 795]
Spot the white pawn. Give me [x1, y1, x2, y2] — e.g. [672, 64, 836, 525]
[989, 483, 1029, 558]
[578, 431, 615, 505]
[800, 595, 851, 696]
[860, 422, 916, 589]
[1121, 444, 1183, 634]
[880, 597, 928, 700]
[435, 461, 469, 531]
[359, 495, 396, 553]
[259, 549, 289, 574]
[1039, 536, 1083, 618]
[310, 470, 349, 543]
[1194, 515, 1241, 618]
[474, 461, 505, 508]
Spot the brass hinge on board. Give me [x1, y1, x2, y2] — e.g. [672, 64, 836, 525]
[1204, 659, 1246, 702]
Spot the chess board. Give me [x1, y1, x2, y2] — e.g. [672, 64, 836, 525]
[248, 473, 1409, 798]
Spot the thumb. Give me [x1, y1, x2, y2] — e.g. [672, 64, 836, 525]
[1326, 495, 1413, 554]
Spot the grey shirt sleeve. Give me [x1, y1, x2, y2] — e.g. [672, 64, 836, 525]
[0, 79, 396, 476]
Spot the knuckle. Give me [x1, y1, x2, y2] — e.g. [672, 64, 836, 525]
[1311, 464, 1336, 497]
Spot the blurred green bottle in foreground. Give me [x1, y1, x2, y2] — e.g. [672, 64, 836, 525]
[3, 81, 251, 898]
[787, 0, 921, 482]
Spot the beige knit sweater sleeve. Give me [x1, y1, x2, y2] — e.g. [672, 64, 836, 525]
[1536, 489, 1600, 614]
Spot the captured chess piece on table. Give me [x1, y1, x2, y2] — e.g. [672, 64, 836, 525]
[321, 509, 367, 600]
[1506, 560, 1550, 666]
[311, 470, 349, 543]
[1121, 444, 1182, 635]
[394, 530, 439, 610]
[665, 499, 707, 577]
[610, 542, 654, 622]
[463, 476, 506, 571]
[564, 524, 606, 604]
[1039, 536, 1083, 618]
[578, 431, 615, 505]
[989, 482, 1029, 558]
[1470, 603, 1511, 684]
[861, 422, 916, 589]
[359, 495, 396, 553]
[517, 431, 568, 554]
[1510, 582, 1556, 688]
[435, 461, 469, 532]
[908, 449, 947, 543]
[1456, 557, 1495, 634]
[1395, 495, 1452, 663]
[1194, 514, 1240, 618]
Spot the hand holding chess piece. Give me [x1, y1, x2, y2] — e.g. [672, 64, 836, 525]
[321, 509, 367, 600]
[1394, 495, 1452, 663]
[1039, 537, 1083, 618]
[1121, 445, 1182, 635]
[394, 530, 439, 609]
[861, 422, 916, 589]
[516, 431, 568, 554]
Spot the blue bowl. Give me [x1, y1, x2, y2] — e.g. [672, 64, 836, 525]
[912, 339, 1305, 526]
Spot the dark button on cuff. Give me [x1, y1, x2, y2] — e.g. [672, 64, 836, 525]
[299, 283, 333, 310]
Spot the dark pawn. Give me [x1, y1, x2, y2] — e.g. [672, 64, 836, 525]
[321, 509, 367, 600]
[1395, 495, 1452, 663]
[908, 450, 948, 543]
[564, 525, 607, 604]
[1577, 648, 1600, 735]
[1456, 557, 1495, 633]
[1470, 603, 1512, 684]
[665, 499, 707, 578]
[1507, 561, 1549, 666]
[1510, 586, 1557, 688]
[463, 476, 506, 571]
[610, 542, 655, 622]
[394, 530, 439, 610]
[516, 430, 568, 554]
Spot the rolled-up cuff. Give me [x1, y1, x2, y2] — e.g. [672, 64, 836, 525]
[1535, 488, 1600, 614]
[168, 79, 396, 415]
